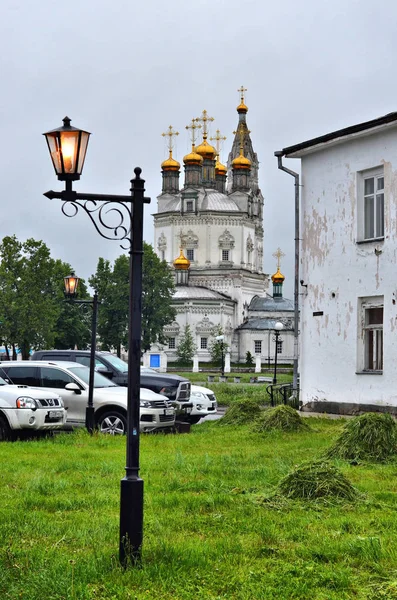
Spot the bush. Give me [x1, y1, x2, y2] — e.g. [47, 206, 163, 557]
[253, 405, 309, 433]
[219, 397, 263, 425]
[326, 412, 397, 462]
[276, 460, 359, 502]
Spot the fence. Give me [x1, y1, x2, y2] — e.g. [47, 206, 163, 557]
[266, 382, 299, 409]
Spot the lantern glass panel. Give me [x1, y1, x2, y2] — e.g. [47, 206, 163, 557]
[64, 274, 79, 297]
[59, 131, 80, 174]
[77, 131, 90, 174]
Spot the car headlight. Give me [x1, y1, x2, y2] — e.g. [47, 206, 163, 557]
[57, 397, 64, 408]
[140, 400, 152, 408]
[191, 392, 205, 400]
[16, 396, 38, 411]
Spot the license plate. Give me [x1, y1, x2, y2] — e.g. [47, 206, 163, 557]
[164, 408, 174, 415]
[48, 410, 63, 419]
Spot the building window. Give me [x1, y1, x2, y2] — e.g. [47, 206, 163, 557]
[161, 250, 165, 261]
[200, 337, 208, 350]
[186, 200, 194, 212]
[276, 340, 283, 354]
[168, 337, 176, 349]
[222, 249, 229, 262]
[358, 169, 384, 241]
[254, 340, 262, 354]
[186, 248, 194, 261]
[358, 297, 383, 372]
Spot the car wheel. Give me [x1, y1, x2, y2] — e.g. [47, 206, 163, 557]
[0, 414, 14, 441]
[97, 410, 127, 435]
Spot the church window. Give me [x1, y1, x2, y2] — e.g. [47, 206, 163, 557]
[276, 340, 283, 354]
[168, 337, 176, 349]
[161, 250, 165, 261]
[186, 200, 194, 212]
[186, 248, 194, 261]
[254, 340, 262, 354]
[222, 250, 229, 262]
[200, 337, 208, 350]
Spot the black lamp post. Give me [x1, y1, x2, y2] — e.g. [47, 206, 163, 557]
[63, 272, 98, 434]
[216, 334, 225, 378]
[273, 322, 284, 385]
[43, 117, 150, 567]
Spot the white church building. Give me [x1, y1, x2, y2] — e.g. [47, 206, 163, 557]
[153, 90, 294, 366]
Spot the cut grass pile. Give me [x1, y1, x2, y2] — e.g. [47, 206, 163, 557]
[326, 412, 397, 462]
[217, 397, 263, 425]
[253, 404, 309, 433]
[275, 460, 359, 502]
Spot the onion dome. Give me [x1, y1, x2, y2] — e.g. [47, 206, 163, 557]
[232, 152, 251, 170]
[173, 248, 190, 270]
[195, 139, 217, 161]
[161, 150, 180, 172]
[183, 146, 203, 165]
[271, 268, 285, 284]
[215, 159, 227, 176]
[237, 101, 248, 114]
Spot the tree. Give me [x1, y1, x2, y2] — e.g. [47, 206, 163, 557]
[245, 351, 254, 369]
[176, 325, 197, 364]
[89, 243, 176, 355]
[208, 326, 230, 365]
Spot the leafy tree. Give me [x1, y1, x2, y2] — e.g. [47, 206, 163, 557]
[245, 351, 254, 369]
[89, 243, 176, 355]
[176, 325, 197, 364]
[208, 326, 229, 365]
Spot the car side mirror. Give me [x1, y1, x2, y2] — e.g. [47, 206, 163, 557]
[96, 368, 114, 379]
[65, 382, 82, 395]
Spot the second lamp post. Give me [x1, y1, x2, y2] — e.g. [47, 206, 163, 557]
[273, 322, 284, 385]
[64, 272, 98, 434]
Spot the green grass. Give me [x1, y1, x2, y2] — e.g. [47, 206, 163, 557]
[2, 419, 397, 599]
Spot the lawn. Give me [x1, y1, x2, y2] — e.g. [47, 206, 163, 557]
[1, 418, 397, 599]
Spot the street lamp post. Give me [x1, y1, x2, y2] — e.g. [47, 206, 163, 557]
[215, 334, 225, 378]
[273, 322, 284, 385]
[63, 272, 98, 434]
[43, 116, 151, 567]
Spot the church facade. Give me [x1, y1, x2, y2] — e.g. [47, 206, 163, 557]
[153, 89, 294, 365]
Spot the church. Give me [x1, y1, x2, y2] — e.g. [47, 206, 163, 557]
[153, 88, 294, 366]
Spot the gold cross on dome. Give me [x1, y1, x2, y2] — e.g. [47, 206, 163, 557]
[272, 247, 285, 270]
[210, 129, 227, 158]
[185, 118, 201, 150]
[195, 110, 214, 139]
[161, 125, 179, 152]
[238, 85, 247, 103]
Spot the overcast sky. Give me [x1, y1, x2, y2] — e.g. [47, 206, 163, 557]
[2, 0, 396, 298]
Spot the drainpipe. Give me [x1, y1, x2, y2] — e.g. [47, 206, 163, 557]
[274, 151, 300, 403]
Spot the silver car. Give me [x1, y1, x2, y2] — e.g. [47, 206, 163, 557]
[0, 361, 175, 434]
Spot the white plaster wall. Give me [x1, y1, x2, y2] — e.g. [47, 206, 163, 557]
[238, 330, 295, 365]
[299, 125, 397, 407]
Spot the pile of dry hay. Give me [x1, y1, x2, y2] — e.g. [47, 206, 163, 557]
[253, 405, 309, 433]
[275, 460, 359, 502]
[326, 412, 397, 462]
[219, 397, 263, 426]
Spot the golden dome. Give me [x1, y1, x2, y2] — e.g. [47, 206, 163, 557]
[173, 248, 190, 271]
[183, 147, 203, 165]
[232, 153, 251, 170]
[161, 150, 180, 172]
[215, 159, 227, 176]
[237, 101, 248, 114]
[195, 139, 217, 160]
[271, 268, 285, 283]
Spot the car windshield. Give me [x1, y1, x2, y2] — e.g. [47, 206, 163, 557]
[68, 366, 118, 388]
[102, 354, 129, 373]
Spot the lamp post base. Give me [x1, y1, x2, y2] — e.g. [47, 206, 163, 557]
[85, 406, 95, 434]
[119, 476, 144, 567]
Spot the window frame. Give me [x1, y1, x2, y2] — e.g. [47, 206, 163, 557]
[168, 337, 176, 349]
[357, 167, 385, 242]
[186, 248, 194, 262]
[357, 296, 384, 373]
[254, 340, 262, 355]
[200, 337, 208, 350]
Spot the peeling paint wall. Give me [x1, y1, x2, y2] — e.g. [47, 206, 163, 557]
[299, 126, 397, 407]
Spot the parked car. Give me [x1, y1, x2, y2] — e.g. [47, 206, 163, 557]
[0, 374, 67, 441]
[30, 350, 192, 418]
[189, 384, 218, 424]
[0, 361, 175, 434]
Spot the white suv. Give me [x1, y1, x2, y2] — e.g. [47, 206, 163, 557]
[0, 374, 67, 440]
[189, 385, 218, 424]
[0, 361, 175, 434]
